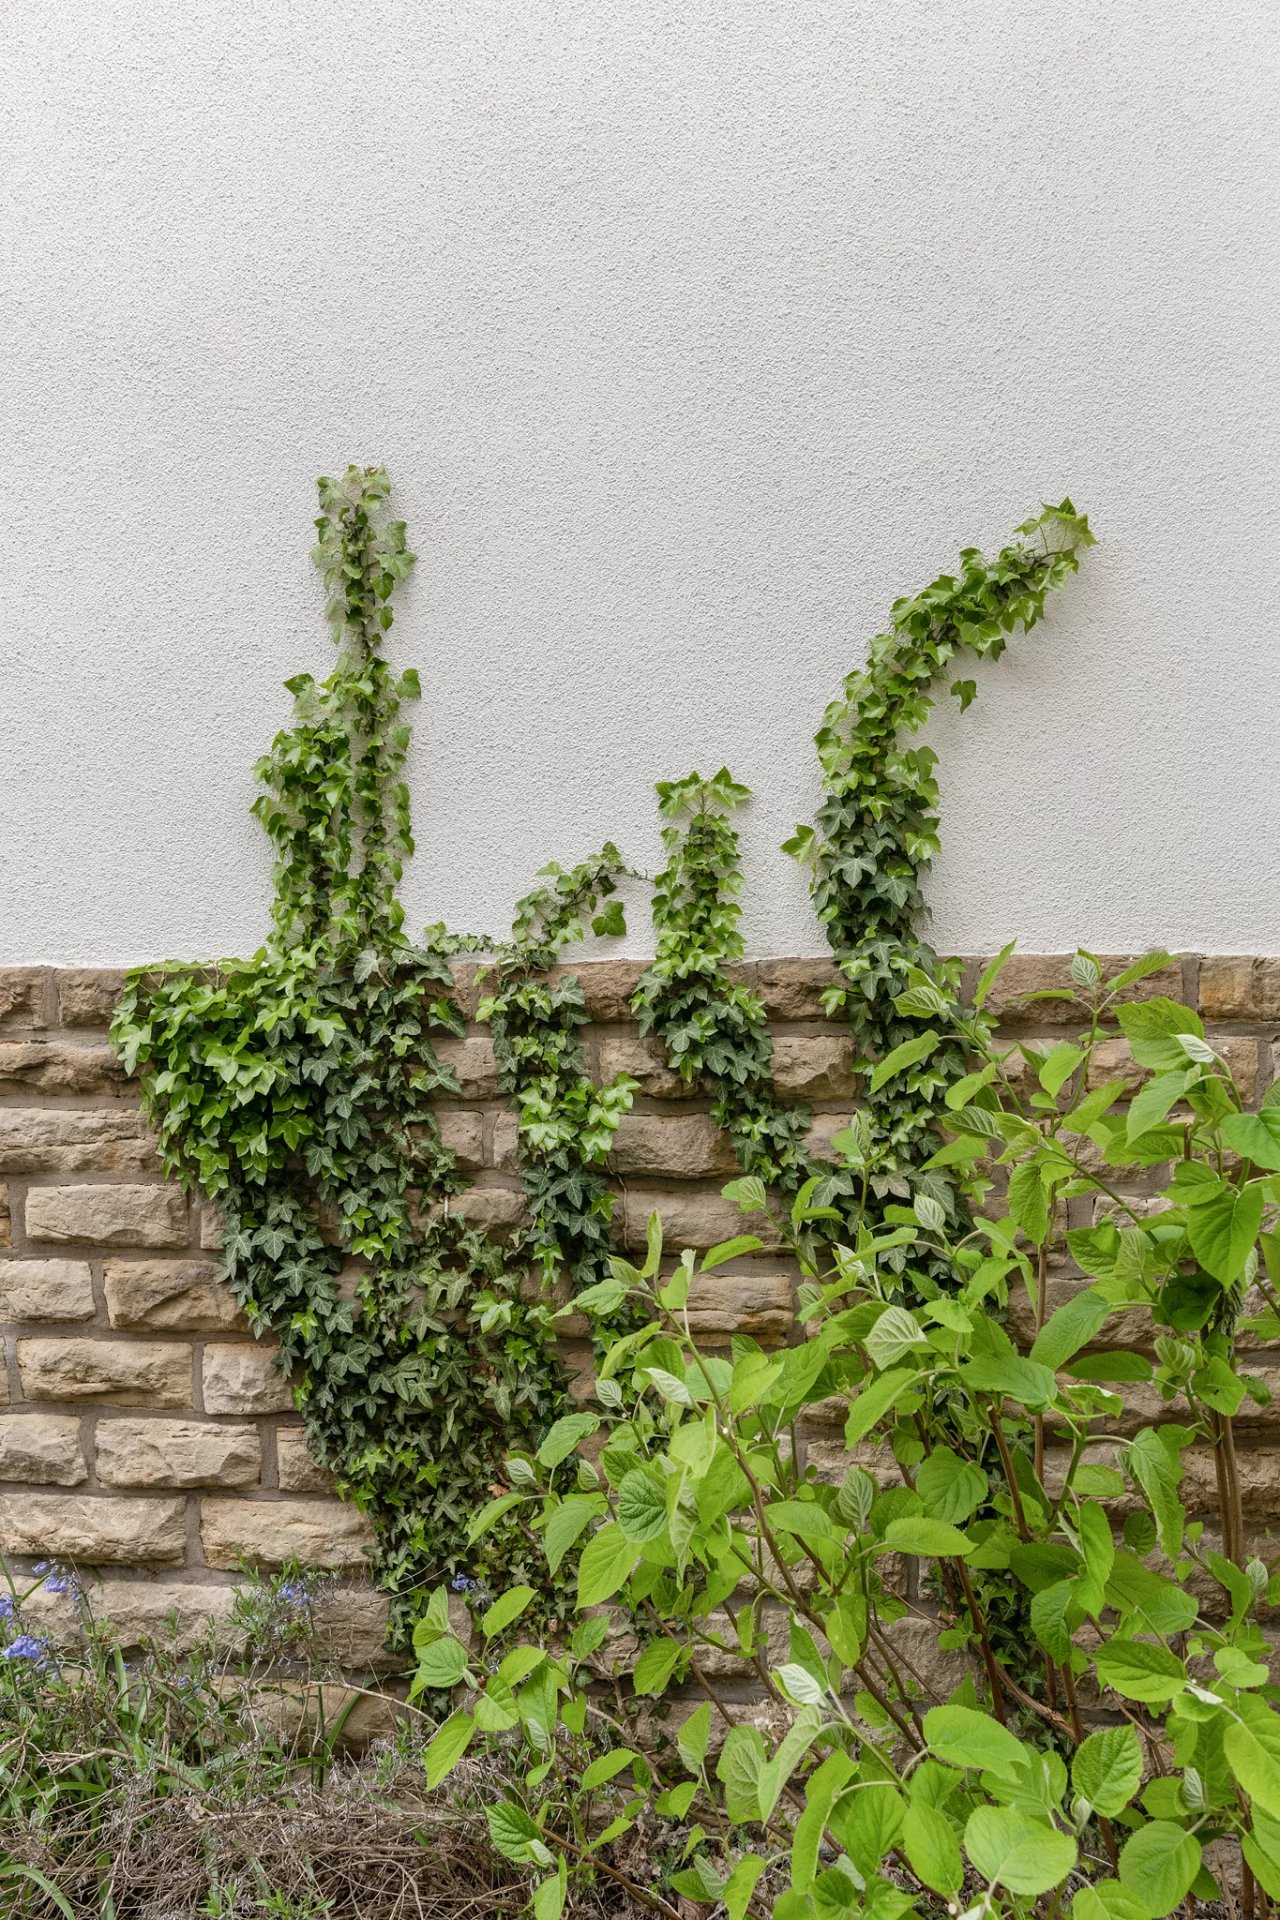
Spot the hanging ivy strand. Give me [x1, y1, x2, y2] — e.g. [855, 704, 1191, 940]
[112, 468, 566, 1641]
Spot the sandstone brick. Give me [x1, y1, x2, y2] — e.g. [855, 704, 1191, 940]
[686, 1268, 793, 1335]
[199, 1206, 225, 1251]
[202, 1345, 293, 1415]
[56, 969, 128, 1028]
[610, 1112, 736, 1180]
[1085, 1033, 1257, 1102]
[0, 1415, 87, 1485]
[220, 1676, 402, 1749]
[0, 1044, 125, 1096]
[982, 953, 1180, 1026]
[619, 1188, 781, 1253]
[772, 1034, 857, 1100]
[755, 958, 846, 1020]
[435, 1111, 484, 1171]
[0, 1258, 94, 1321]
[1181, 1446, 1280, 1517]
[104, 1259, 243, 1332]
[550, 959, 648, 1022]
[598, 1035, 685, 1098]
[22, 1576, 244, 1655]
[882, 1614, 974, 1704]
[310, 1586, 392, 1667]
[0, 1186, 9, 1248]
[445, 961, 481, 1022]
[492, 1111, 520, 1171]
[0, 1108, 158, 1175]
[430, 1036, 499, 1100]
[276, 1426, 335, 1494]
[18, 1338, 192, 1407]
[1199, 956, 1280, 1022]
[0, 968, 47, 1027]
[201, 1498, 374, 1570]
[25, 1183, 187, 1249]
[449, 1185, 527, 1236]
[804, 1113, 857, 1161]
[0, 1491, 187, 1565]
[96, 1418, 261, 1489]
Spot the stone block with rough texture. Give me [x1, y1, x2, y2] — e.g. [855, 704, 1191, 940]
[447, 1185, 527, 1236]
[201, 1498, 375, 1570]
[755, 958, 845, 1020]
[435, 1111, 484, 1170]
[980, 953, 1180, 1025]
[598, 1035, 685, 1098]
[0, 1044, 124, 1096]
[25, 1183, 187, 1249]
[0, 1107, 158, 1174]
[56, 970, 128, 1027]
[96, 1417, 262, 1489]
[771, 1033, 857, 1099]
[104, 1259, 243, 1332]
[18, 1337, 192, 1407]
[276, 1427, 335, 1493]
[0, 1415, 87, 1486]
[0, 1258, 94, 1321]
[619, 1187, 781, 1253]
[199, 1206, 225, 1251]
[202, 1345, 293, 1415]
[610, 1112, 737, 1179]
[0, 1492, 187, 1564]
[550, 959, 648, 1022]
[429, 1036, 499, 1100]
[0, 1187, 9, 1247]
[0, 968, 47, 1027]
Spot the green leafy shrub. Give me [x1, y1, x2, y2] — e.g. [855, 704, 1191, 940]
[419, 957, 1280, 1919]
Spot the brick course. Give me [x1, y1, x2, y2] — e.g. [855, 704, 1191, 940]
[0, 957, 1275, 1682]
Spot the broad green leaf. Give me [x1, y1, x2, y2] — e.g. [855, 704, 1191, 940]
[542, 1496, 598, 1574]
[702, 1234, 766, 1268]
[865, 1304, 929, 1369]
[963, 1805, 1077, 1896]
[1030, 1288, 1110, 1368]
[844, 1366, 918, 1444]
[532, 1863, 566, 1920]
[1039, 1042, 1084, 1097]
[536, 1413, 599, 1469]
[884, 1516, 973, 1558]
[1117, 998, 1204, 1072]
[482, 1586, 535, 1640]
[580, 1748, 640, 1790]
[716, 1724, 767, 1823]
[632, 1637, 683, 1697]
[723, 1854, 767, 1920]
[1073, 1884, 1157, 1920]
[1117, 1822, 1201, 1917]
[1222, 1108, 1280, 1170]
[974, 941, 1016, 1009]
[1093, 1637, 1186, 1704]
[423, 1709, 474, 1788]
[916, 1447, 988, 1524]
[1186, 1182, 1263, 1283]
[416, 1635, 468, 1689]
[960, 1352, 1058, 1408]
[1126, 1071, 1190, 1144]
[1007, 1163, 1051, 1244]
[676, 1700, 712, 1773]
[615, 1470, 669, 1544]
[792, 1752, 856, 1892]
[467, 1492, 525, 1544]
[870, 1030, 941, 1094]
[923, 1704, 1025, 1778]
[1225, 1714, 1280, 1820]
[902, 1801, 964, 1896]
[487, 1800, 546, 1866]
[1072, 1725, 1143, 1816]
[1127, 1427, 1186, 1559]
[576, 1523, 638, 1605]
[473, 1675, 520, 1732]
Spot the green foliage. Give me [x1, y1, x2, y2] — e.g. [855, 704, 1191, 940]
[427, 988, 1280, 1917]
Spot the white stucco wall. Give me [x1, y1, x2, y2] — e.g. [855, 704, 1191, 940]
[4, 2, 1279, 967]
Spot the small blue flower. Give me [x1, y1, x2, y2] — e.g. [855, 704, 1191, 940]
[450, 1575, 480, 1594]
[32, 1562, 51, 1576]
[42, 1573, 73, 1596]
[277, 1580, 312, 1608]
[2, 1634, 46, 1665]
[0, 1596, 15, 1622]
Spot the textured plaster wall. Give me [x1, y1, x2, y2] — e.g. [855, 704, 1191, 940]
[3, 1, 1279, 967]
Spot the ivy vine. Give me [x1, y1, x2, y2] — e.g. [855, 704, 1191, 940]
[112, 472, 1092, 1640]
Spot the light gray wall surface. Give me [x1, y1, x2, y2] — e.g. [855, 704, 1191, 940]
[4, 1, 1279, 965]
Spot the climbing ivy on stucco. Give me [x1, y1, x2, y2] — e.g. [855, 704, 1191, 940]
[112, 468, 1092, 1636]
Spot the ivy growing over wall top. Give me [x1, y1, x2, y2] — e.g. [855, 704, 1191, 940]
[112, 468, 1093, 1637]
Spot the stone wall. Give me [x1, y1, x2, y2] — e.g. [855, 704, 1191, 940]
[1, 954, 1277, 1674]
